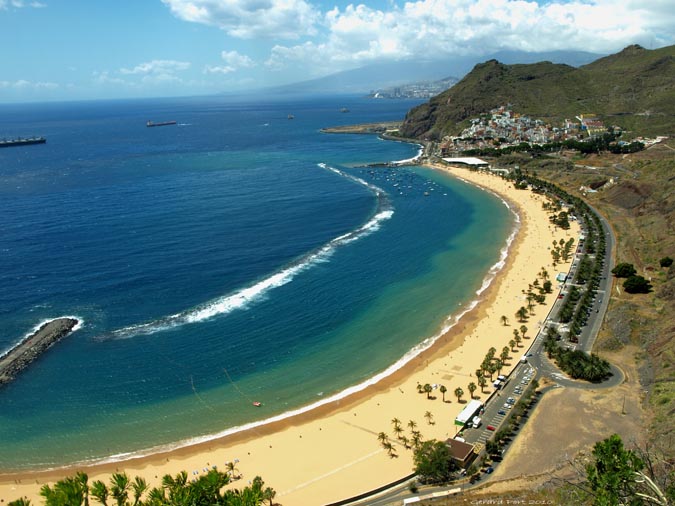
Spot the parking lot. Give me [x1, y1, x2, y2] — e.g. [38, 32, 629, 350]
[459, 363, 536, 448]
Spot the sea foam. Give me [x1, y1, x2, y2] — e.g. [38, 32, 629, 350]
[103, 165, 392, 340]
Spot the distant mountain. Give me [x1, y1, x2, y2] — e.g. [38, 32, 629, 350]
[400, 44, 675, 139]
[265, 50, 602, 96]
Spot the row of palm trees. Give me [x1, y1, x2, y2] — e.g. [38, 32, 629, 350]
[12, 469, 277, 506]
[415, 381, 475, 403]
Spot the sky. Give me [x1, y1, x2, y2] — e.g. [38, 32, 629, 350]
[1, 0, 674, 103]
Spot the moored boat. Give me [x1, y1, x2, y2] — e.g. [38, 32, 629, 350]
[146, 120, 177, 127]
[0, 136, 46, 148]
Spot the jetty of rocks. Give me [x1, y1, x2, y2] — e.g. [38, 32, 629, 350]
[0, 317, 78, 386]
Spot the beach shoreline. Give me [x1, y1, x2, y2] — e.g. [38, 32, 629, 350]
[0, 164, 579, 505]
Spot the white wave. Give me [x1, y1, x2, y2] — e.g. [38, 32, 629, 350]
[104, 165, 393, 340]
[390, 144, 425, 165]
[53, 171, 523, 470]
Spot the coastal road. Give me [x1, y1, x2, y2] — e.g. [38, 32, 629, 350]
[341, 197, 620, 506]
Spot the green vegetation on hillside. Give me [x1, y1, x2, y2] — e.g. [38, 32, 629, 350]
[400, 44, 675, 140]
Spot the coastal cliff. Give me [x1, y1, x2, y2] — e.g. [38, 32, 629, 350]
[0, 318, 78, 386]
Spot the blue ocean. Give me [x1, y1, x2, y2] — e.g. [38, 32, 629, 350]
[0, 94, 512, 470]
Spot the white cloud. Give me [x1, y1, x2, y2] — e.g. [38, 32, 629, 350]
[266, 0, 675, 73]
[92, 71, 129, 86]
[161, 0, 320, 39]
[221, 50, 255, 68]
[0, 0, 46, 8]
[120, 60, 191, 75]
[0, 79, 57, 89]
[205, 50, 256, 74]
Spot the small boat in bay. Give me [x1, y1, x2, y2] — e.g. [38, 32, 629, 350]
[252, 401, 262, 407]
[146, 120, 177, 127]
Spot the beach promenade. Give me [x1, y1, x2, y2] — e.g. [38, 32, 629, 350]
[0, 166, 579, 505]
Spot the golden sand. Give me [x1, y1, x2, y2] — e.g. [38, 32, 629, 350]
[0, 165, 579, 505]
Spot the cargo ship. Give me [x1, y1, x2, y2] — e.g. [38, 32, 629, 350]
[0, 136, 46, 148]
[146, 120, 177, 127]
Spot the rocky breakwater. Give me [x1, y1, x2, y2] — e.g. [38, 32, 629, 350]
[0, 317, 79, 386]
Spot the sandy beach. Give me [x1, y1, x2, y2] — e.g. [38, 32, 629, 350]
[0, 164, 579, 505]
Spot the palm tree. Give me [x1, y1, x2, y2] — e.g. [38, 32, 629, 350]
[468, 382, 477, 399]
[486, 362, 497, 380]
[410, 430, 423, 449]
[377, 432, 388, 444]
[263, 486, 277, 506]
[526, 294, 536, 314]
[520, 325, 528, 338]
[9, 499, 32, 506]
[500, 346, 510, 364]
[393, 424, 404, 439]
[509, 339, 516, 352]
[513, 328, 520, 341]
[424, 411, 435, 425]
[494, 358, 503, 375]
[400, 435, 411, 449]
[515, 333, 523, 348]
[423, 383, 433, 399]
[516, 306, 528, 322]
[130, 477, 148, 506]
[225, 460, 240, 480]
[90, 481, 109, 506]
[478, 376, 487, 392]
[147, 487, 166, 504]
[391, 417, 401, 430]
[439, 384, 447, 402]
[407, 420, 417, 431]
[454, 386, 464, 403]
[500, 315, 509, 326]
[382, 441, 397, 458]
[110, 472, 130, 506]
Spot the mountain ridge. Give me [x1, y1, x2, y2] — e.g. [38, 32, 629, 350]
[399, 44, 675, 140]
[262, 50, 602, 95]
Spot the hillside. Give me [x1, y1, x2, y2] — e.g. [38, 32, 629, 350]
[400, 44, 675, 140]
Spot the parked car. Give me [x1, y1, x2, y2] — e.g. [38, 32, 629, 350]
[497, 409, 506, 415]
[486, 466, 494, 474]
[487, 425, 496, 431]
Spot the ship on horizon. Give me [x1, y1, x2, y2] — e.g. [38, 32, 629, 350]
[0, 136, 46, 148]
[146, 120, 177, 127]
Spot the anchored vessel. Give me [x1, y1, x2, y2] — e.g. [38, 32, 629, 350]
[146, 120, 177, 127]
[0, 136, 46, 148]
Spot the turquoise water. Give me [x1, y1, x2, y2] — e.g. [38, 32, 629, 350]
[0, 96, 512, 469]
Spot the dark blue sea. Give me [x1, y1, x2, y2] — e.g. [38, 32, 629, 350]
[0, 94, 512, 469]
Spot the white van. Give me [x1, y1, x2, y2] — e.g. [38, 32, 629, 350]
[492, 379, 502, 389]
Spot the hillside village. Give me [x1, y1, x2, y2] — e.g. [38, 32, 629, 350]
[439, 106, 609, 155]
